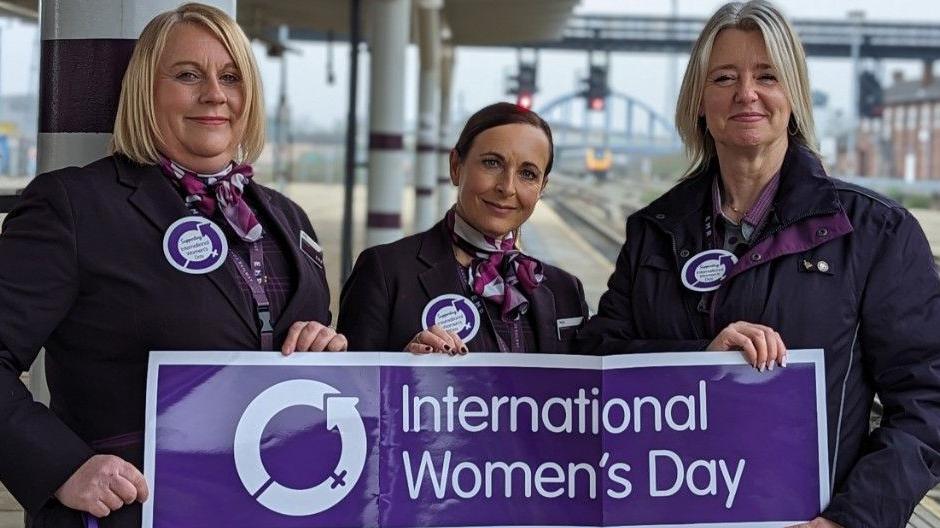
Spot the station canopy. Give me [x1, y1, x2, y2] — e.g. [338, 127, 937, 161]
[0, 0, 578, 46]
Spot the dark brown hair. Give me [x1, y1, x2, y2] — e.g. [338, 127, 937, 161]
[452, 102, 554, 176]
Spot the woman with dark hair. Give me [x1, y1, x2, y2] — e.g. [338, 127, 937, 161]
[338, 102, 588, 354]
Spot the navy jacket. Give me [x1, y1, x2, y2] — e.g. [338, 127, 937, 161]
[0, 155, 331, 527]
[578, 144, 940, 527]
[338, 219, 589, 353]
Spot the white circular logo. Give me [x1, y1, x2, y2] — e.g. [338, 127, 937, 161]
[162, 216, 228, 274]
[233, 379, 367, 517]
[680, 249, 738, 292]
[421, 294, 481, 342]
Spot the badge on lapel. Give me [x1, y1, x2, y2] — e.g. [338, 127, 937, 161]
[680, 249, 737, 292]
[799, 255, 833, 275]
[299, 230, 325, 269]
[163, 216, 228, 274]
[421, 294, 481, 342]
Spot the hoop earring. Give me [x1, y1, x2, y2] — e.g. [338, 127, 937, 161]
[788, 120, 799, 136]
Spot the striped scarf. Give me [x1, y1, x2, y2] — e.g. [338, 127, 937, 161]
[447, 207, 544, 321]
[158, 156, 263, 242]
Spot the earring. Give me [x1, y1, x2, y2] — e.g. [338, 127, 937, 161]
[788, 119, 799, 136]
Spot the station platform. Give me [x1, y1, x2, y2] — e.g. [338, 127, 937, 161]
[1, 184, 938, 526]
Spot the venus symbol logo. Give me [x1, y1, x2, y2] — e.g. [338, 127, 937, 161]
[680, 249, 738, 292]
[233, 379, 367, 516]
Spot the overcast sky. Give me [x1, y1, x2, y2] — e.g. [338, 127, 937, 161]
[2, 0, 940, 130]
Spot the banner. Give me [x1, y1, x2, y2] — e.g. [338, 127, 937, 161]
[143, 351, 829, 528]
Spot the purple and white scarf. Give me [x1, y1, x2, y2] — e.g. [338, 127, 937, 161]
[158, 156, 263, 242]
[447, 208, 545, 321]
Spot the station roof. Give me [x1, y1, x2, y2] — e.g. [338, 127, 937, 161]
[0, 0, 579, 47]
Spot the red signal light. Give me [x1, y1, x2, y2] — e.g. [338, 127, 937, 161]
[590, 97, 605, 111]
[517, 93, 533, 109]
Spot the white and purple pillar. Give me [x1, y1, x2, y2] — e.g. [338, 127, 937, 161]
[436, 42, 455, 217]
[413, 0, 442, 232]
[366, 0, 411, 247]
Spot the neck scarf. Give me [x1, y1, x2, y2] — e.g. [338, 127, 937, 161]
[447, 207, 544, 321]
[158, 156, 263, 242]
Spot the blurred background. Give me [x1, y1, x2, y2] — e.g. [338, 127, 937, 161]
[0, 0, 939, 525]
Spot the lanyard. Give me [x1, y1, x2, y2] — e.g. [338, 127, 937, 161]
[229, 241, 273, 351]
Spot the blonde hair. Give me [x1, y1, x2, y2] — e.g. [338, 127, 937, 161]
[675, 0, 818, 178]
[110, 2, 265, 164]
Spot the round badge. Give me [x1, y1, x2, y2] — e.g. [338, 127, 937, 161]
[421, 294, 481, 343]
[680, 249, 738, 292]
[163, 216, 228, 274]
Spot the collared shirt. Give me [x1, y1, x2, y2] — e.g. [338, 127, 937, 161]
[711, 171, 781, 253]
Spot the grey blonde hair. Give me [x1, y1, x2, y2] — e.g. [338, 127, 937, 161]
[675, 0, 818, 178]
[110, 2, 265, 164]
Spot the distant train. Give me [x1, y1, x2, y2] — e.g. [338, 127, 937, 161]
[584, 147, 613, 180]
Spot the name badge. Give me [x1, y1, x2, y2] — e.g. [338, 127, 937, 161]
[556, 316, 584, 340]
[299, 230, 324, 269]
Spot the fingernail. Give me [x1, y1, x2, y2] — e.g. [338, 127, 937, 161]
[768, 361, 775, 372]
[443, 344, 452, 351]
[782, 356, 788, 368]
[759, 362, 766, 372]
[448, 350, 456, 356]
[460, 346, 468, 355]
[424, 345, 432, 352]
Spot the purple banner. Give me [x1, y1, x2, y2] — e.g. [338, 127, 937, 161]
[143, 351, 829, 527]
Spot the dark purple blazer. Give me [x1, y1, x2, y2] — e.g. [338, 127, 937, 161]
[0, 155, 331, 527]
[338, 219, 589, 353]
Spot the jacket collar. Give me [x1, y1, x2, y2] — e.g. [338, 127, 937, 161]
[639, 143, 842, 239]
[115, 155, 254, 335]
[417, 220, 462, 299]
[527, 285, 559, 353]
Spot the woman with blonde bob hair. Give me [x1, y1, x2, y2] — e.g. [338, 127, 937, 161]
[111, 2, 265, 166]
[579, 2, 940, 527]
[0, 3, 343, 525]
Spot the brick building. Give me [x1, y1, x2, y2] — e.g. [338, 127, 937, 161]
[855, 66, 940, 181]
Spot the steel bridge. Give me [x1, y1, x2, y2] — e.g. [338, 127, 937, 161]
[512, 14, 940, 60]
[537, 90, 681, 158]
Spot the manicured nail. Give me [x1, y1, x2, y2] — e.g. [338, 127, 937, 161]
[448, 349, 456, 356]
[460, 346, 468, 355]
[424, 345, 432, 352]
[768, 361, 775, 372]
[759, 362, 766, 372]
[782, 356, 788, 368]
[443, 344, 452, 351]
